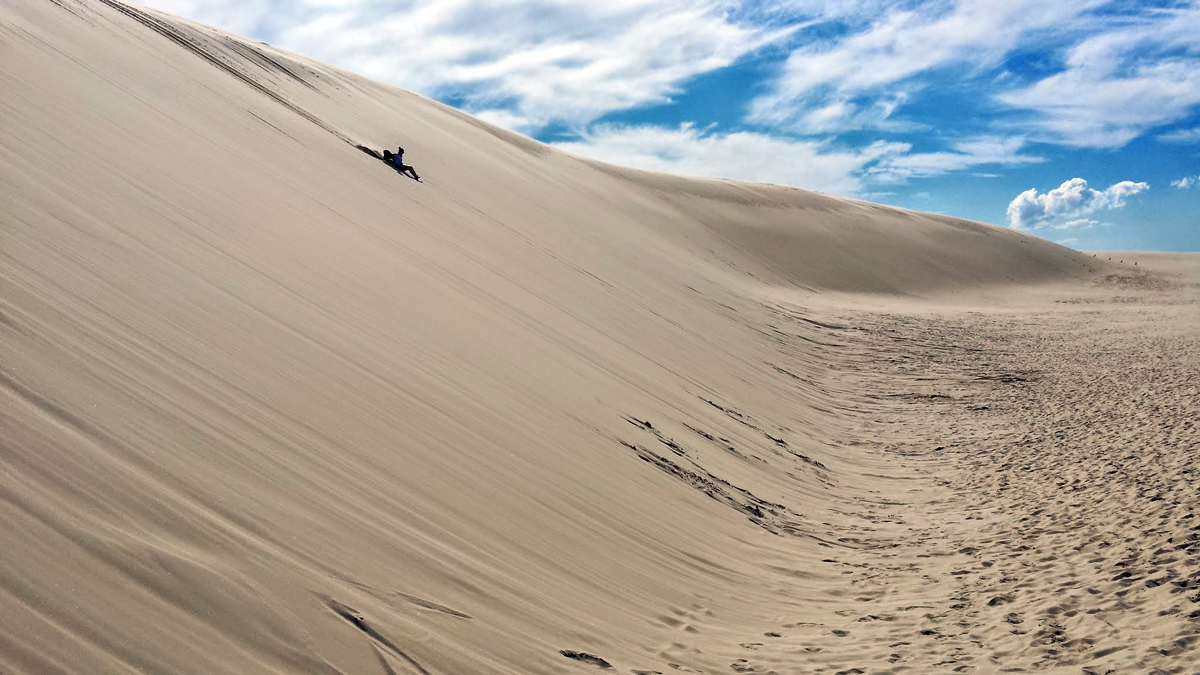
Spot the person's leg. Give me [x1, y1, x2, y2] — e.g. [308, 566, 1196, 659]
[402, 164, 420, 180]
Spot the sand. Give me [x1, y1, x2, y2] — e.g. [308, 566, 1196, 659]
[2, 1, 1197, 673]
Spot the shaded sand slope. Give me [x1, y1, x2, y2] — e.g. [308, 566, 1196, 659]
[7, 1, 1194, 674]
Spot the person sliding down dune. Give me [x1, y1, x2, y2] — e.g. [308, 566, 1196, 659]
[390, 146, 420, 181]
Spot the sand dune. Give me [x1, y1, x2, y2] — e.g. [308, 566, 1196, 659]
[3, 1, 1198, 674]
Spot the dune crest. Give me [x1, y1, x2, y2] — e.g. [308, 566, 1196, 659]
[3, 1, 1197, 674]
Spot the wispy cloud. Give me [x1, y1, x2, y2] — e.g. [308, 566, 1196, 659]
[553, 123, 907, 195]
[1007, 178, 1148, 229]
[998, 5, 1200, 147]
[867, 136, 1043, 183]
[143, 0, 1200, 226]
[1051, 218, 1098, 231]
[553, 124, 1038, 195]
[150, 0, 793, 132]
[1159, 126, 1200, 144]
[748, 0, 1098, 133]
[749, 0, 1200, 148]
[1171, 175, 1199, 189]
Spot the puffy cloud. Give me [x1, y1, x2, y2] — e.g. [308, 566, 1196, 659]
[1006, 178, 1148, 229]
[553, 123, 908, 195]
[1171, 175, 1199, 189]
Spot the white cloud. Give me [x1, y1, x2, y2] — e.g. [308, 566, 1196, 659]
[144, 0, 793, 131]
[472, 109, 538, 135]
[1006, 178, 1148, 229]
[141, 0, 1200, 195]
[1052, 218, 1098, 231]
[748, 0, 1099, 132]
[553, 123, 908, 194]
[866, 135, 1042, 183]
[998, 6, 1200, 147]
[1159, 126, 1200, 144]
[748, 1, 1200, 145]
[497, 120, 1036, 193]
[1171, 175, 1199, 189]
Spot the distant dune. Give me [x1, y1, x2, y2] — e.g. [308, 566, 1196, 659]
[3, 1, 1198, 674]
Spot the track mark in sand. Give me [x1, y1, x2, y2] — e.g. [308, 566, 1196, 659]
[972, 371, 1036, 384]
[681, 422, 748, 459]
[619, 438, 815, 538]
[46, 0, 101, 20]
[371, 644, 399, 675]
[96, 0, 353, 146]
[324, 598, 432, 675]
[687, 401, 831, 469]
[0, 371, 116, 448]
[0, 308, 22, 332]
[339, 578, 473, 620]
[559, 650, 613, 669]
[618, 414, 850, 543]
[393, 591, 473, 620]
[221, 35, 317, 90]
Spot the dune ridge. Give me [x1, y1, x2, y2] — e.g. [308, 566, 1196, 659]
[3, 1, 1198, 674]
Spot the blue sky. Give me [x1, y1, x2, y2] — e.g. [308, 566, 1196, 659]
[144, 0, 1199, 250]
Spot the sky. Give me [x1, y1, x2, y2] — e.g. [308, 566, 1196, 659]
[143, 0, 1200, 251]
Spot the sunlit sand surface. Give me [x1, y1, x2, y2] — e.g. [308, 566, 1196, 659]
[3, 2, 1198, 673]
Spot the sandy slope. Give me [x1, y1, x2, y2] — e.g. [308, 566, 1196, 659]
[3, 1, 1197, 673]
